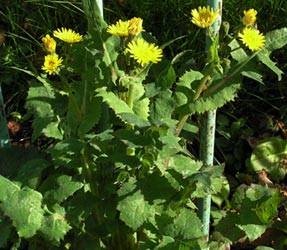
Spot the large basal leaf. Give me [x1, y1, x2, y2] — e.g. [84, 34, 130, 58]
[0, 147, 44, 178]
[165, 208, 203, 240]
[40, 175, 83, 203]
[25, 80, 62, 140]
[0, 176, 44, 238]
[215, 184, 281, 242]
[117, 190, 155, 230]
[40, 204, 71, 242]
[15, 159, 49, 189]
[248, 137, 287, 181]
[236, 224, 267, 241]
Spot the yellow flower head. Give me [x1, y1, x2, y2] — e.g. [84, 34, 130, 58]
[42, 34, 56, 54]
[42, 54, 63, 75]
[128, 17, 144, 36]
[126, 38, 163, 66]
[107, 20, 130, 37]
[191, 6, 219, 28]
[242, 9, 257, 26]
[53, 28, 83, 43]
[238, 27, 265, 51]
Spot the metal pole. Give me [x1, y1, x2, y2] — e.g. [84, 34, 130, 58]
[0, 86, 9, 148]
[198, 0, 222, 245]
[96, 0, 103, 17]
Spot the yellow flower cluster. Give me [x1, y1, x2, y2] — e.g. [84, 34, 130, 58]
[191, 5, 265, 52]
[239, 9, 265, 51]
[107, 17, 162, 67]
[238, 27, 265, 52]
[107, 17, 144, 37]
[41, 28, 83, 75]
[53, 28, 83, 43]
[242, 9, 257, 27]
[191, 6, 219, 28]
[126, 38, 163, 66]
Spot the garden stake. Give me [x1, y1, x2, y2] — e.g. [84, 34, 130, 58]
[0, 86, 9, 148]
[96, 0, 103, 18]
[198, 0, 222, 245]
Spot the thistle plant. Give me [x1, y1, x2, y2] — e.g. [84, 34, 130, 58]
[0, 0, 286, 249]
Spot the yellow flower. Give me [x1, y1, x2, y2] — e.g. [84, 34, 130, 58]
[42, 54, 63, 75]
[126, 38, 163, 66]
[53, 28, 83, 43]
[191, 6, 219, 28]
[42, 34, 56, 54]
[128, 17, 143, 36]
[107, 20, 130, 37]
[242, 9, 257, 26]
[238, 27, 265, 51]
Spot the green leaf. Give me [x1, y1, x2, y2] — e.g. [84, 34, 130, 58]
[25, 80, 62, 140]
[228, 39, 248, 62]
[150, 90, 176, 122]
[241, 71, 263, 84]
[152, 60, 176, 89]
[236, 224, 267, 241]
[117, 190, 155, 230]
[166, 208, 203, 240]
[49, 139, 85, 167]
[248, 137, 287, 181]
[257, 50, 283, 81]
[41, 175, 83, 203]
[169, 155, 202, 178]
[264, 27, 287, 51]
[0, 219, 12, 248]
[177, 70, 203, 89]
[214, 212, 244, 242]
[0, 176, 44, 238]
[97, 88, 133, 113]
[40, 204, 71, 242]
[102, 36, 120, 66]
[15, 159, 49, 189]
[255, 247, 275, 250]
[97, 87, 150, 127]
[177, 81, 240, 115]
[255, 190, 281, 224]
[0, 147, 45, 177]
[133, 97, 150, 120]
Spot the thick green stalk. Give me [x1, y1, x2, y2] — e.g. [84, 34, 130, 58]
[198, 0, 222, 244]
[0, 86, 10, 148]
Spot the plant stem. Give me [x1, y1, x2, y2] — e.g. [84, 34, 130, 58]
[127, 83, 135, 108]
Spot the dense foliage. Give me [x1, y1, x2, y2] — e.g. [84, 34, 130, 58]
[0, 0, 286, 249]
